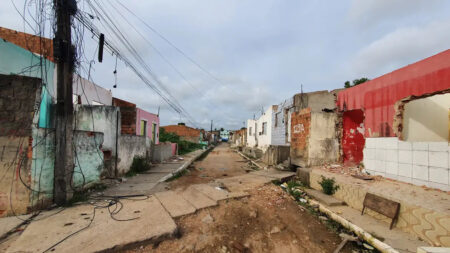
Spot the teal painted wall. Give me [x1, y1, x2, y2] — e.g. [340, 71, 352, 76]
[31, 129, 104, 205]
[0, 40, 55, 128]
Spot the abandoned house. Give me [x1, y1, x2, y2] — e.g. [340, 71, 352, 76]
[337, 49, 450, 191]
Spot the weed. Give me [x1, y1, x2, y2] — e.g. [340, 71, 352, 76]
[318, 176, 340, 195]
[166, 169, 189, 182]
[126, 156, 151, 177]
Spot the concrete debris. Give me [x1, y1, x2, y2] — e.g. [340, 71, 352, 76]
[270, 226, 281, 234]
[319, 216, 328, 221]
[220, 245, 228, 253]
[249, 210, 258, 218]
[202, 214, 214, 224]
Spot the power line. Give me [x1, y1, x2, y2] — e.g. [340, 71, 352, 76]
[115, 0, 228, 87]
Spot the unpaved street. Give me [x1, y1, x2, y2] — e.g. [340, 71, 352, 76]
[128, 144, 358, 253]
[169, 143, 252, 190]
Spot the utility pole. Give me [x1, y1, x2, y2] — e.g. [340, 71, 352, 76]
[53, 0, 77, 205]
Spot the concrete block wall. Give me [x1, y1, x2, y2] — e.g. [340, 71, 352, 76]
[152, 143, 174, 163]
[364, 137, 450, 191]
[117, 135, 148, 175]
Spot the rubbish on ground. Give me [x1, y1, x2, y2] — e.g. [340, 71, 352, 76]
[299, 198, 307, 203]
[363, 243, 374, 250]
[333, 233, 358, 253]
[270, 226, 281, 234]
[280, 182, 288, 189]
[201, 214, 214, 224]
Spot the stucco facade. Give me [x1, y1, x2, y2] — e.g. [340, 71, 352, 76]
[136, 108, 159, 144]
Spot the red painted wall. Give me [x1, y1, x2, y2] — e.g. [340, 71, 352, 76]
[342, 110, 365, 165]
[337, 50, 450, 137]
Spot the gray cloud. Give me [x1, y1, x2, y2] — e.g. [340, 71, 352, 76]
[351, 19, 450, 78]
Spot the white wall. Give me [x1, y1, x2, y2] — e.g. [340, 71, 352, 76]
[73, 74, 113, 106]
[364, 137, 450, 191]
[403, 93, 450, 142]
[246, 119, 257, 147]
[255, 106, 274, 151]
[272, 98, 293, 146]
[246, 106, 274, 151]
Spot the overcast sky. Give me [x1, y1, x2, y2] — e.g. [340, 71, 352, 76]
[1, 0, 450, 130]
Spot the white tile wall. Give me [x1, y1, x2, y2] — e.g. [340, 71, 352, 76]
[398, 163, 413, 177]
[399, 150, 412, 164]
[429, 167, 449, 185]
[363, 138, 450, 191]
[413, 165, 428, 180]
[398, 141, 412, 150]
[429, 151, 448, 168]
[412, 150, 428, 166]
[386, 161, 398, 175]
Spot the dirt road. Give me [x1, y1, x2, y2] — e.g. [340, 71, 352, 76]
[169, 143, 252, 190]
[127, 143, 359, 253]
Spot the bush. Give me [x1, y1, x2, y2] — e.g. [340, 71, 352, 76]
[318, 176, 340, 195]
[126, 155, 151, 177]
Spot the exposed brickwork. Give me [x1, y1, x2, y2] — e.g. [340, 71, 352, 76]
[0, 75, 41, 217]
[290, 108, 311, 164]
[112, 97, 136, 135]
[0, 74, 41, 136]
[162, 125, 200, 143]
[0, 27, 54, 62]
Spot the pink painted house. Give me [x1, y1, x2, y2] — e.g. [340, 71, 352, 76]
[136, 108, 160, 144]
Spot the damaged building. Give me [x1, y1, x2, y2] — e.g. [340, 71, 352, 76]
[338, 49, 450, 191]
[290, 90, 341, 167]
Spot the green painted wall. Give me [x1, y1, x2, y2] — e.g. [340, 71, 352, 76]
[0, 40, 55, 128]
[31, 129, 104, 205]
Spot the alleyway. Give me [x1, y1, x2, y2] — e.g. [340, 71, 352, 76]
[125, 144, 359, 253]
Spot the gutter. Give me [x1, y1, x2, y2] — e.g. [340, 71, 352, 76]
[307, 198, 399, 253]
[158, 147, 213, 182]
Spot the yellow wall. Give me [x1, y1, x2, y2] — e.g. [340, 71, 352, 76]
[403, 93, 450, 142]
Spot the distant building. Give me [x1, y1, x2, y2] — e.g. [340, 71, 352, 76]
[161, 124, 201, 143]
[112, 97, 159, 144]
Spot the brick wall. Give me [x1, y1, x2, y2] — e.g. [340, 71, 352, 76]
[0, 74, 41, 217]
[290, 108, 311, 166]
[162, 125, 200, 143]
[112, 97, 136, 135]
[0, 27, 54, 62]
[0, 74, 41, 136]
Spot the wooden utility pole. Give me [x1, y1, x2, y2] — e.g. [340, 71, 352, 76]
[53, 0, 77, 204]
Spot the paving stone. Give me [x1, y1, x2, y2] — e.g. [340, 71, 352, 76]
[155, 191, 196, 218]
[6, 196, 177, 253]
[304, 189, 345, 206]
[191, 184, 230, 201]
[179, 186, 217, 209]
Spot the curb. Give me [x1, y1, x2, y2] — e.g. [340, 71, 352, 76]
[158, 147, 214, 183]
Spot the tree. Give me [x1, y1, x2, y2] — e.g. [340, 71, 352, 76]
[344, 81, 351, 88]
[220, 128, 224, 131]
[344, 78, 369, 88]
